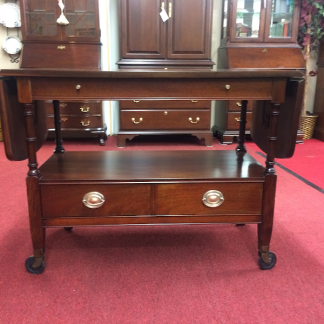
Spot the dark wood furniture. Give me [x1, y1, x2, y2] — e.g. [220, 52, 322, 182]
[313, 39, 324, 141]
[117, 0, 214, 146]
[19, 0, 106, 144]
[0, 69, 304, 274]
[39, 100, 107, 145]
[216, 0, 305, 144]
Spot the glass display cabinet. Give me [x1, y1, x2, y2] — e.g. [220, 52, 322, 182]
[20, 0, 101, 69]
[215, 0, 305, 144]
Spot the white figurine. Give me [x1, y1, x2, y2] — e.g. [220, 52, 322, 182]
[57, 0, 69, 25]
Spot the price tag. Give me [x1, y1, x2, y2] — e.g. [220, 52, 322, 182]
[160, 8, 169, 22]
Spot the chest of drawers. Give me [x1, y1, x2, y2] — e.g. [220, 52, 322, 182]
[117, 100, 213, 147]
[41, 100, 107, 145]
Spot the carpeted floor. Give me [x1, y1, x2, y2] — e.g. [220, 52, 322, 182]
[1, 136, 324, 323]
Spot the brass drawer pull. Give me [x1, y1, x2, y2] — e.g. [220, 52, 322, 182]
[61, 117, 68, 122]
[164, 111, 168, 115]
[235, 117, 241, 122]
[236, 102, 242, 107]
[82, 192, 105, 209]
[202, 190, 224, 208]
[60, 102, 67, 108]
[132, 117, 143, 124]
[76, 85, 81, 90]
[133, 100, 141, 103]
[57, 45, 65, 50]
[189, 117, 200, 124]
[81, 119, 90, 127]
[225, 85, 230, 90]
[191, 100, 198, 103]
[80, 106, 90, 113]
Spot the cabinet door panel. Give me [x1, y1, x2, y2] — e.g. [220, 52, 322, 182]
[167, 0, 213, 59]
[120, 0, 166, 59]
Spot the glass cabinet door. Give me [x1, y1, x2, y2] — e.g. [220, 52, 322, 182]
[22, 0, 59, 41]
[230, 0, 264, 42]
[264, 0, 299, 42]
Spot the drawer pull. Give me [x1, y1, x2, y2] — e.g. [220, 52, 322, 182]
[132, 117, 143, 124]
[57, 45, 65, 50]
[164, 111, 168, 115]
[225, 85, 230, 90]
[202, 190, 224, 208]
[236, 102, 242, 107]
[61, 117, 68, 122]
[76, 85, 81, 90]
[60, 102, 67, 108]
[80, 106, 90, 113]
[81, 120, 90, 127]
[82, 192, 105, 209]
[133, 100, 140, 103]
[235, 117, 241, 122]
[189, 117, 200, 124]
[191, 100, 198, 103]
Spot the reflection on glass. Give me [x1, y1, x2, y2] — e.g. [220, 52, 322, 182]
[269, 0, 294, 38]
[25, 0, 56, 36]
[235, 0, 262, 38]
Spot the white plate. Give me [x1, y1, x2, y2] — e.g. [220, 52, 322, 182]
[0, 3, 21, 28]
[2, 36, 22, 54]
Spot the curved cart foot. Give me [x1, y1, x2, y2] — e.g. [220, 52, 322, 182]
[258, 251, 277, 270]
[64, 227, 73, 231]
[25, 256, 45, 274]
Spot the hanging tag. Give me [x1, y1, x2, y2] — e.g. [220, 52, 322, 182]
[160, 8, 169, 22]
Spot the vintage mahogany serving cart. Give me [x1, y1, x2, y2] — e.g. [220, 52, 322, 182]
[0, 69, 304, 274]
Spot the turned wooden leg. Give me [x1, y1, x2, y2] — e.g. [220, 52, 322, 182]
[53, 100, 65, 154]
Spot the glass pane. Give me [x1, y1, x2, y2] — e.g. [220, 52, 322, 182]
[269, 0, 294, 38]
[235, 0, 262, 38]
[25, 0, 56, 37]
[222, 0, 228, 39]
[65, 0, 97, 38]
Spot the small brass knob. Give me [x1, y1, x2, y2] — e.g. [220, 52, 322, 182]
[225, 85, 230, 90]
[76, 85, 81, 90]
[164, 111, 168, 115]
[202, 190, 224, 207]
[82, 192, 105, 209]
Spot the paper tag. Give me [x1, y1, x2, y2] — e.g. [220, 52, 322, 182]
[160, 8, 169, 22]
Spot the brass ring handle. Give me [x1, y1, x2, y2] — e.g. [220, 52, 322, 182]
[236, 102, 242, 107]
[132, 117, 143, 124]
[81, 120, 90, 127]
[80, 107, 90, 113]
[133, 100, 140, 103]
[235, 117, 241, 122]
[202, 190, 224, 208]
[189, 117, 200, 124]
[82, 192, 105, 209]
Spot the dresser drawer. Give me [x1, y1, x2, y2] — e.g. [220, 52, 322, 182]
[40, 184, 152, 218]
[120, 109, 210, 130]
[43, 100, 102, 115]
[47, 116, 103, 129]
[228, 100, 254, 112]
[155, 182, 263, 215]
[120, 100, 211, 109]
[226, 112, 252, 131]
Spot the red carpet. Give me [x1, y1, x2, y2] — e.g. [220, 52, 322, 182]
[1, 136, 324, 323]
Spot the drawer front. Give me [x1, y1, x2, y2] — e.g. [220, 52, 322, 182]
[228, 100, 254, 112]
[226, 112, 252, 131]
[46, 116, 103, 129]
[43, 100, 102, 115]
[155, 183, 263, 215]
[41, 184, 152, 218]
[120, 109, 210, 130]
[120, 100, 211, 109]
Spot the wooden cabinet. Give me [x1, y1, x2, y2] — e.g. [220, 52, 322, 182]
[117, 0, 214, 69]
[216, 0, 305, 144]
[117, 0, 214, 146]
[117, 100, 213, 147]
[40, 100, 107, 145]
[20, 0, 101, 69]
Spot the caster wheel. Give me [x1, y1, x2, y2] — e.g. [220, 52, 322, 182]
[258, 251, 277, 270]
[25, 256, 45, 274]
[64, 227, 73, 231]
